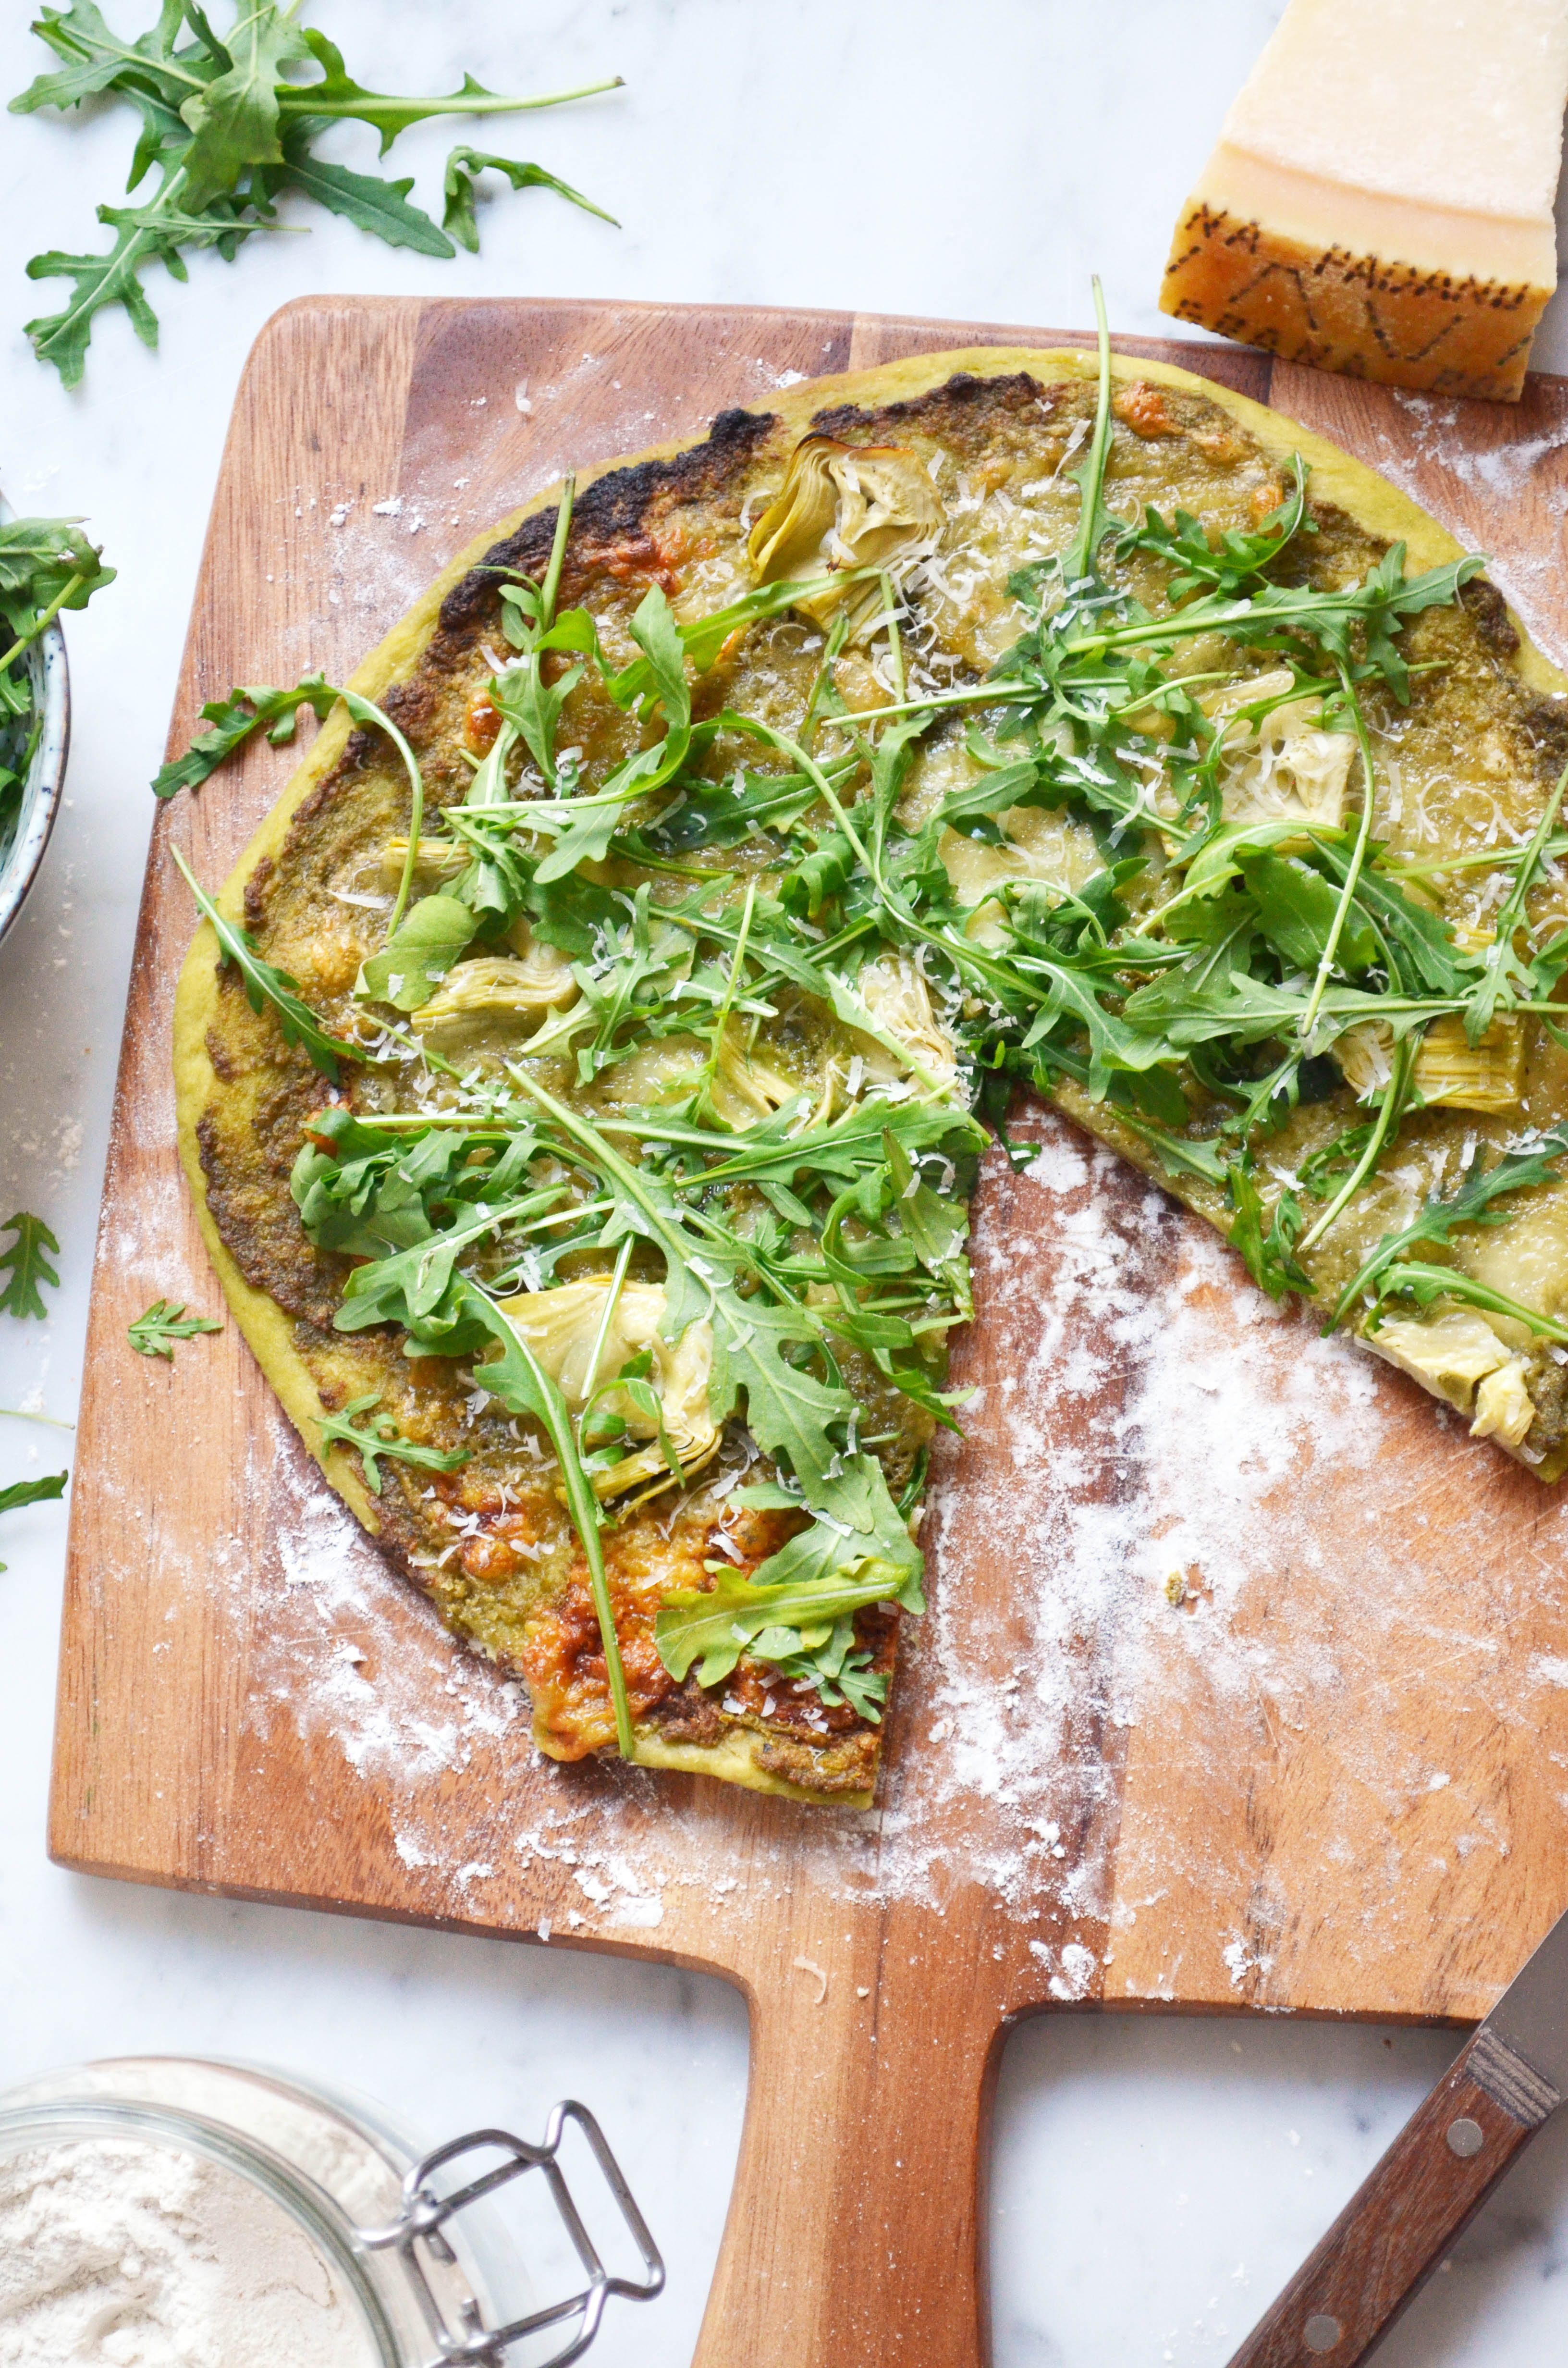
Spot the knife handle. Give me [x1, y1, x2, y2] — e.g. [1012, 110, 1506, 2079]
[1226, 2025, 1561, 2368]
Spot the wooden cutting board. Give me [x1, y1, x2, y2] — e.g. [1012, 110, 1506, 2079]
[51, 298, 1568, 2367]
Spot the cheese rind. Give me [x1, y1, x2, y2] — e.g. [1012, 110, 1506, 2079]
[1160, 0, 1568, 401]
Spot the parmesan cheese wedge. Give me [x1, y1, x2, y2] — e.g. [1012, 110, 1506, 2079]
[1160, 0, 1568, 400]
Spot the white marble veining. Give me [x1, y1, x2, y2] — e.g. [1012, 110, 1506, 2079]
[4, 3, 1568, 2360]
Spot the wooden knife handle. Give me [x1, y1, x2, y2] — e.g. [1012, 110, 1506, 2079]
[1226, 2025, 1561, 2367]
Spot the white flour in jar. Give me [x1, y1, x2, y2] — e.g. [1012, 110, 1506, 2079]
[0, 2136, 376, 2366]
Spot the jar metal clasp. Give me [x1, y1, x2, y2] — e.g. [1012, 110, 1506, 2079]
[355, 2099, 663, 2367]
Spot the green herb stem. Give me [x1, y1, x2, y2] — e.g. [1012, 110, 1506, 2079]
[1298, 1030, 1419, 1257]
[0, 570, 86, 678]
[1298, 671, 1376, 1040]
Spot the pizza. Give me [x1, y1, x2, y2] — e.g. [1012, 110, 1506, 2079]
[172, 335, 1568, 1808]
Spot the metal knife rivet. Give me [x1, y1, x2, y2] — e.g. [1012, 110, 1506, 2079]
[1303, 2313, 1343, 2353]
[1446, 2116, 1484, 2157]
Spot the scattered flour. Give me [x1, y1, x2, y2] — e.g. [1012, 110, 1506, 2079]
[232, 1105, 1560, 1992]
[0, 2139, 373, 2367]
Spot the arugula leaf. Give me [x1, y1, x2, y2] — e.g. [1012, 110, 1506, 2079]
[171, 842, 364, 1082]
[654, 1556, 917, 1690]
[151, 671, 335, 798]
[1225, 1159, 1311, 1301]
[176, 1, 309, 209]
[1242, 851, 1377, 977]
[0, 1212, 61, 1320]
[466, 1287, 635, 1755]
[10, 0, 196, 116]
[331, 1194, 551, 1346]
[0, 1468, 68, 1567]
[317, 1392, 470, 1494]
[266, 139, 453, 256]
[1066, 277, 1116, 586]
[1118, 455, 1312, 599]
[12, 7, 621, 382]
[1366, 1261, 1568, 1346]
[24, 158, 197, 383]
[744, 1453, 924, 1597]
[1332, 1126, 1568, 1327]
[284, 28, 621, 154]
[358, 893, 476, 1011]
[0, 1470, 69, 1512]
[1457, 761, 1568, 1043]
[128, 1296, 222, 1357]
[752, 1615, 890, 1721]
[442, 146, 614, 252]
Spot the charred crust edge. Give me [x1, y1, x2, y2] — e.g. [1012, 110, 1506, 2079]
[808, 368, 1051, 441]
[437, 403, 781, 635]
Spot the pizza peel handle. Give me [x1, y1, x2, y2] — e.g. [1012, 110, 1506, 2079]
[691, 1908, 1006, 2368]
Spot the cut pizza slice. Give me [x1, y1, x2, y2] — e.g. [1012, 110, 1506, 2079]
[174, 327, 1568, 1805]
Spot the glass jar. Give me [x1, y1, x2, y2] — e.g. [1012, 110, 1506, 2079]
[0, 2056, 662, 2366]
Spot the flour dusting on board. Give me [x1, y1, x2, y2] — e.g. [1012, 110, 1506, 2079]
[878, 1118, 1388, 1923]
[1371, 392, 1568, 656]
[246, 1106, 1411, 1948]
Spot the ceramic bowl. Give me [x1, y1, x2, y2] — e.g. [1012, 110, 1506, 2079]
[0, 499, 72, 950]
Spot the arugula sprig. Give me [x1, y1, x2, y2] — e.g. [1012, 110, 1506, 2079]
[151, 673, 334, 799]
[171, 841, 366, 1081]
[11, 3, 621, 384]
[0, 1469, 68, 1572]
[0, 1212, 61, 1320]
[317, 1392, 469, 1494]
[1331, 1126, 1568, 1329]
[128, 1296, 221, 1356]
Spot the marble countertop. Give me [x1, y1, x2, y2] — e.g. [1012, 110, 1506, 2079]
[4, 3, 1568, 2359]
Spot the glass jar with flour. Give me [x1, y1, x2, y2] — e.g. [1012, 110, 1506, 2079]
[0, 2055, 662, 2366]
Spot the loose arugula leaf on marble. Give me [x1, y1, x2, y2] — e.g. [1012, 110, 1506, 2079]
[263, 140, 454, 256]
[0, 1471, 68, 1513]
[0, 1213, 61, 1320]
[127, 1297, 222, 1357]
[11, 2, 621, 382]
[0, 1468, 68, 1570]
[442, 145, 615, 252]
[150, 672, 335, 798]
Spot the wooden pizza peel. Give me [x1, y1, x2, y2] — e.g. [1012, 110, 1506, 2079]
[49, 296, 1568, 2365]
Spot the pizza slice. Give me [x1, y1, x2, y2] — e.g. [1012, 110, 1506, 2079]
[174, 325, 1568, 1805]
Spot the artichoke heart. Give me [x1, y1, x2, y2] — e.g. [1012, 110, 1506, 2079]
[412, 947, 578, 1055]
[1366, 1305, 1536, 1444]
[748, 436, 943, 638]
[495, 1277, 719, 1498]
[380, 836, 468, 887]
[328, 836, 466, 910]
[1333, 1011, 1526, 1111]
[1410, 1013, 1526, 1113]
[1207, 670, 1357, 827]
[714, 1020, 802, 1121]
[851, 955, 960, 1095]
